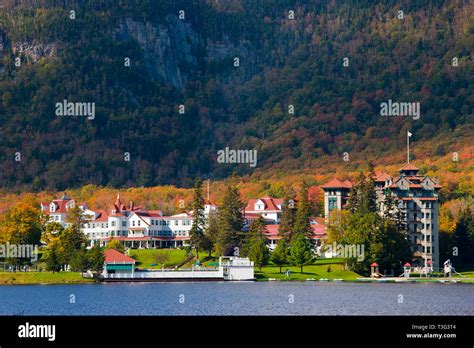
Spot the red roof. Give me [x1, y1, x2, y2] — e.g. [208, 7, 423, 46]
[104, 249, 136, 264]
[321, 178, 352, 189]
[263, 224, 326, 238]
[44, 199, 70, 214]
[135, 211, 163, 218]
[243, 213, 274, 221]
[374, 172, 391, 182]
[400, 163, 419, 172]
[93, 210, 109, 222]
[245, 197, 284, 212]
[104, 236, 190, 242]
[370, 262, 378, 267]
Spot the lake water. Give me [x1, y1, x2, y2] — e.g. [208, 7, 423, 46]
[0, 282, 472, 315]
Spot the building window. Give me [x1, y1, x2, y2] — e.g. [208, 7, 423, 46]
[111, 221, 115, 227]
[175, 220, 179, 226]
[122, 221, 127, 227]
[328, 197, 337, 211]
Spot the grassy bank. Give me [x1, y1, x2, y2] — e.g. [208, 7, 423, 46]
[129, 249, 219, 269]
[0, 272, 94, 285]
[255, 259, 360, 281]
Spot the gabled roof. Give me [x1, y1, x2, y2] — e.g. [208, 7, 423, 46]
[203, 199, 215, 206]
[245, 197, 284, 212]
[399, 163, 419, 172]
[45, 200, 70, 214]
[104, 249, 136, 264]
[321, 178, 352, 189]
[93, 210, 109, 222]
[374, 172, 391, 182]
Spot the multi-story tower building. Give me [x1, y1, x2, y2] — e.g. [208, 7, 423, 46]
[385, 163, 441, 270]
[321, 179, 352, 219]
[322, 163, 441, 270]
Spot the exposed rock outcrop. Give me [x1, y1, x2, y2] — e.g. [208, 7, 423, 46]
[115, 15, 201, 90]
[12, 41, 58, 62]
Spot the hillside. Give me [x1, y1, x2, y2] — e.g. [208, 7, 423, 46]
[0, 0, 472, 191]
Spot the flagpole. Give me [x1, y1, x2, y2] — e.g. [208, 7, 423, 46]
[407, 131, 410, 163]
[207, 179, 210, 201]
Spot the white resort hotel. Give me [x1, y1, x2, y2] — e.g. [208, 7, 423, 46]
[41, 193, 326, 249]
[41, 193, 216, 249]
[40, 162, 440, 268]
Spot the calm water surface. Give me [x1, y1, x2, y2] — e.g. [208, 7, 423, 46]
[0, 282, 472, 315]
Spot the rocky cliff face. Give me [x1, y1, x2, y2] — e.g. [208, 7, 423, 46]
[115, 16, 201, 90]
[12, 41, 58, 62]
[0, 32, 4, 74]
[115, 16, 257, 90]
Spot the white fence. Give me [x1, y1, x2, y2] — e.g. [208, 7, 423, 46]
[104, 269, 222, 279]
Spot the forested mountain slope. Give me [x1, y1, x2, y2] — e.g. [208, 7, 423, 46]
[0, 0, 472, 191]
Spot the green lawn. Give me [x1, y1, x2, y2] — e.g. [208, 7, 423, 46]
[256, 261, 360, 281]
[129, 249, 189, 268]
[129, 248, 221, 269]
[0, 272, 94, 284]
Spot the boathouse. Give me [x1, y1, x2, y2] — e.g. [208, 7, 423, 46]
[103, 249, 136, 276]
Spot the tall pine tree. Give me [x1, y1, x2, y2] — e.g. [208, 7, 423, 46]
[189, 177, 205, 260]
[348, 163, 377, 214]
[293, 183, 312, 236]
[216, 184, 244, 256]
[279, 189, 296, 240]
[288, 233, 314, 273]
[453, 206, 474, 265]
[245, 216, 270, 271]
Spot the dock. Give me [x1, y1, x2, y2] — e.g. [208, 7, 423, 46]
[101, 256, 254, 282]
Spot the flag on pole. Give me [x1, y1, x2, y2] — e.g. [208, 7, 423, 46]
[407, 131, 412, 163]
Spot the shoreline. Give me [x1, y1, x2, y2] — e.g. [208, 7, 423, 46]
[0, 272, 472, 285]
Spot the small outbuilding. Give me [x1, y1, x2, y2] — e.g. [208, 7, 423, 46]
[370, 262, 379, 278]
[103, 249, 136, 276]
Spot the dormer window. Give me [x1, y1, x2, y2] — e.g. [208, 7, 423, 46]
[50, 204, 56, 212]
[112, 210, 117, 215]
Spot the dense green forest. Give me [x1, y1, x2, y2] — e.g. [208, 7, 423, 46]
[0, 0, 472, 190]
